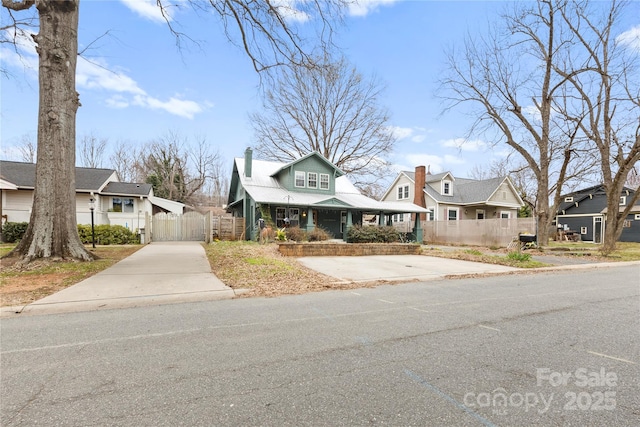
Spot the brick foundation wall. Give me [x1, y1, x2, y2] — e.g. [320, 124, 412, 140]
[278, 243, 421, 257]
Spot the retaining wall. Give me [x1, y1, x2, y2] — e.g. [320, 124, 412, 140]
[278, 243, 421, 257]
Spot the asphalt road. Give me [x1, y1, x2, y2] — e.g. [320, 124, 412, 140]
[1, 265, 639, 426]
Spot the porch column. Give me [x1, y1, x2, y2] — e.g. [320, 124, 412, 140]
[343, 210, 353, 241]
[378, 211, 384, 226]
[305, 207, 314, 233]
[414, 213, 423, 244]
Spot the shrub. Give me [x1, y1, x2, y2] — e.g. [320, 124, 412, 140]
[285, 226, 306, 242]
[347, 225, 400, 243]
[308, 227, 331, 242]
[2, 222, 28, 243]
[275, 228, 287, 241]
[78, 224, 139, 245]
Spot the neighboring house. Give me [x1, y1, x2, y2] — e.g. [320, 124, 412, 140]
[0, 160, 184, 233]
[226, 149, 428, 241]
[555, 185, 639, 243]
[381, 166, 524, 229]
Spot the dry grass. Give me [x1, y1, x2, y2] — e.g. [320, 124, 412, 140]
[203, 241, 387, 297]
[0, 245, 141, 307]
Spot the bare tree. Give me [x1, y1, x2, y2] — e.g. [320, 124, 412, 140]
[17, 133, 36, 162]
[251, 54, 396, 191]
[2, 0, 346, 262]
[440, 0, 599, 245]
[138, 132, 223, 206]
[109, 139, 143, 183]
[78, 132, 108, 168]
[554, 0, 640, 254]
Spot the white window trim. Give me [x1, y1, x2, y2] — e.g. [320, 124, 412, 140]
[294, 171, 305, 188]
[447, 207, 459, 221]
[442, 180, 452, 196]
[476, 209, 485, 220]
[580, 227, 587, 234]
[500, 211, 511, 219]
[620, 196, 626, 206]
[319, 173, 329, 190]
[564, 196, 574, 203]
[307, 172, 318, 189]
[397, 184, 410, 200]
[635, 214, 640, 220]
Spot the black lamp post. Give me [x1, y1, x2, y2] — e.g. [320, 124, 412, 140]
[88, 198, 96, 248]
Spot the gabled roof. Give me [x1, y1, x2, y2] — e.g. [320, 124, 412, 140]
[269, 151, 345, 178]
[558, 184, 635, 213]
[231, 156, 427, 213]
[388, 168, 522, 206]
[0, 160, 116, 192]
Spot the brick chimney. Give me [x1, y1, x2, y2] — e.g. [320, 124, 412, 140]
[244, 147, 252, 178]
[413, 165, 426, 220]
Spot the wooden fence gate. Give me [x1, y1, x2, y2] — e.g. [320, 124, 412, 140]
[152, 211, 206, 241]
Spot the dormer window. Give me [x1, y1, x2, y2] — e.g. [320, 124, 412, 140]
[442, 180, 452, 195]
[295, 171, 305, 188]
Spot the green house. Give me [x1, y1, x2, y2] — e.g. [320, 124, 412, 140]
[227, 149, 428, 241]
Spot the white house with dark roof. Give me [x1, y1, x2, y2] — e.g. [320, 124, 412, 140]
[0, 160, 184, 232]
[227, 149, 429, 241]
[381, 166, 524, 229]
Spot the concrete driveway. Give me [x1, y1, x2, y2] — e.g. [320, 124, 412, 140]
[297, 254, 519, 282]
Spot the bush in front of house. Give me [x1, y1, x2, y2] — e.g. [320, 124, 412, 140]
[307, 227, 331, 242]
[2, 222, 29, 243]
[78, 224, 139, 245]
[284, 226, 306, 242]
[347, 225, 401, 243]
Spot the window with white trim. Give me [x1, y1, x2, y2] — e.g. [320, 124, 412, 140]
[427, 208, 434, 221]
[397, 184, 410, 200]
[581, 227, 587, 234]
[447, 208, 458, 221]
[620, 196, 626, 205]
[307, 172, 318, 189]
[500, 211, 511, 219]
[320, 174, 329, 190]
[564, 196, 574, 202]
[112, 197, 134, 213]
[635, 214, 640, 220]
[443, 180, 452, 195]
[476, 209, 485, 220]
[295, 171, 305, 188]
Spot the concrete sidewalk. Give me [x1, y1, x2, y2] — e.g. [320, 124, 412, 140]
[3, 242, 236, 316]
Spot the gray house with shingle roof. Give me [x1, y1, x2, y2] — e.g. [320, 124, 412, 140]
[381, 166, 523, 229]
[0, 160, 184, 232]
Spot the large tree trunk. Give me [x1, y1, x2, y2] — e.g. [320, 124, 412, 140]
[10, 0, 93, 262]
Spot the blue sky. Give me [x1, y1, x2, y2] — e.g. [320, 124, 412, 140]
[2, 0, 639, 185]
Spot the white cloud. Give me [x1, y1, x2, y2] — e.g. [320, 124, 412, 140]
[411, 135, 426, 143]
[348, 0, 400, 17]
[77, 58, 146, 95]
[617, 25, 640, 51]
[120, 0, 170, 23]
[133, 94, 203, 119]
[75, 57, 203, 119]
[0, 28, 38, 72]
[390, 126, 414, 140]
[441, 138, 486, 151]
[272, 0, 310, 23]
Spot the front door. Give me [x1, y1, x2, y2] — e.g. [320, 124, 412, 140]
[594, 217, 602, 243]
